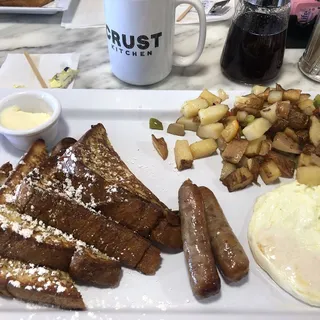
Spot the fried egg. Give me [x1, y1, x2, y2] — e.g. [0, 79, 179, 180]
[248, 181, 320, 306]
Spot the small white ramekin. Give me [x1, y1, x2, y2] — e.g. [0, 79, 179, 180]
[0, 91, 61, 151]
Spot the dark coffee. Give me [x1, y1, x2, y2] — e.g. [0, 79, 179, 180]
[220, 12, 287, 84]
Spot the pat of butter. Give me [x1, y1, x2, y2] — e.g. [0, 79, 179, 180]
[0, 106, 51, 131]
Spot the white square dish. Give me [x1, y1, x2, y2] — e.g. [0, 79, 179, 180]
[0, 89, 319, 320]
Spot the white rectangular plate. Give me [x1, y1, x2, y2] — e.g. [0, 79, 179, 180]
[0, 0, 71, 15]
[0, 89, 319, 320]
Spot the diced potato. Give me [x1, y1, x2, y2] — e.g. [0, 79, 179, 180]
[235, 96, 248, 105]
[275, 83, 285, 91]
[260, 160, 281, 185]
[198, 105, 229, 126]
[197, 123, 224, 139]
[199, 89, 222, 106]
[190, 139, 218, 159]
[237, 111, 248, 123]
[298, 153, 312, 167]
[223, 116, 237, 126]
[259, 139, 272, 156]
[283, 89, 301, 102]
[268, 90, 283, 104]
[310, 116, 320, 147]
[258, 88, 271, 102]
[152, 135, 168, 160]
[247, 157, 261, 182]
[220, 161, 237, 181]
[266, 151, 296, 178]
[167, 123, 185, 136]
[181, 98, 208, 118]
[260, 103, 278, 124]
[245, 135, 266, 157]
[217, 89, 229, 102]
[284, 127, 298, 142]
[238, 155, 249, 168]
[242, 118, 272, 141]
[276, 101, 291, 119]
[311, 154, 320, 167]
[272, 132, 301, 154]
[235, 95, 264, 110]
[174, 140, 193, 171]
[217, 136, 227, 152]
[176, 116, 199, 132]
[222, 167, 254, 192]
[296, 166, 320, 186]
[222, 139, 249, 164]
[252, 85, 268, 96]
[298, 99, 316, 115]
[193, 115, 200, 123]
[299, 93, 311, 102]
[221, 120, 240, 143]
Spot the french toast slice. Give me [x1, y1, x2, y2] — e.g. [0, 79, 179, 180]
[3, 138, 161, 274]
[0, 139, 122, 285]
[44, 157, 163, 237]
[0, 139, 48, 204]
[15, 180, 161, 275]
[0, 205, 121, 287]
[0, 257, 85, 310]
[38, 134, 181, 248]
[0, 162, 12, 186]
[59, 124, 182, 250]
[51, 137, 77, 158]
[75, 123, 168, 207]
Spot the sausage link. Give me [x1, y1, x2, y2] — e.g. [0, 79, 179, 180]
[199, 186, 249, 282]
[179, 180, 221, 298]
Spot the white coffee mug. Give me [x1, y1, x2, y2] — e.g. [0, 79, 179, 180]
[104, 0, 207, 86]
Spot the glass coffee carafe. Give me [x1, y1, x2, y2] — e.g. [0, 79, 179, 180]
[220, 0, 291, 84]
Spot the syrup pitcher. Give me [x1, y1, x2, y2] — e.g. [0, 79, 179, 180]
[220, 0, 291, 84]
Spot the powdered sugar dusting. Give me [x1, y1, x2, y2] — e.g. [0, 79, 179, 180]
[0, 205, 117, 262]
[9, 280, 20, 288]
[0, 258, 75, 295]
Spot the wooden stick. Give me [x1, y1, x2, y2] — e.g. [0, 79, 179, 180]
[24, 52, 48, 88]
[176, 5, 192, 22]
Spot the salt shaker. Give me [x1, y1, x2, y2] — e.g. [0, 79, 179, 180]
[298, 14, 320, 83]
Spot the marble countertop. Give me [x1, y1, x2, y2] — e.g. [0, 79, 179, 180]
[0, 13, 317, 91]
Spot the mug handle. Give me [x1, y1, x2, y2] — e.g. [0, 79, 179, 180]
[173, 0, 207, 67]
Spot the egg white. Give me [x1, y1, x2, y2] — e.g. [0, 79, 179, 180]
[248, 181, 320, 307]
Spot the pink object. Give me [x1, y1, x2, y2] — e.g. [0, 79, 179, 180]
[290, 0, 320, 24]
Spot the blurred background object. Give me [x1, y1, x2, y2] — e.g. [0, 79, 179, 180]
[298, 13, 320, 82]
[287, 0, 320, 48]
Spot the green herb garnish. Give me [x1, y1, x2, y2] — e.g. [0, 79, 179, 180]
[149, 118, 163, 130]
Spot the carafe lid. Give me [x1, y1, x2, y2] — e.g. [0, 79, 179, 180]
[245, 0, 290, 8]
